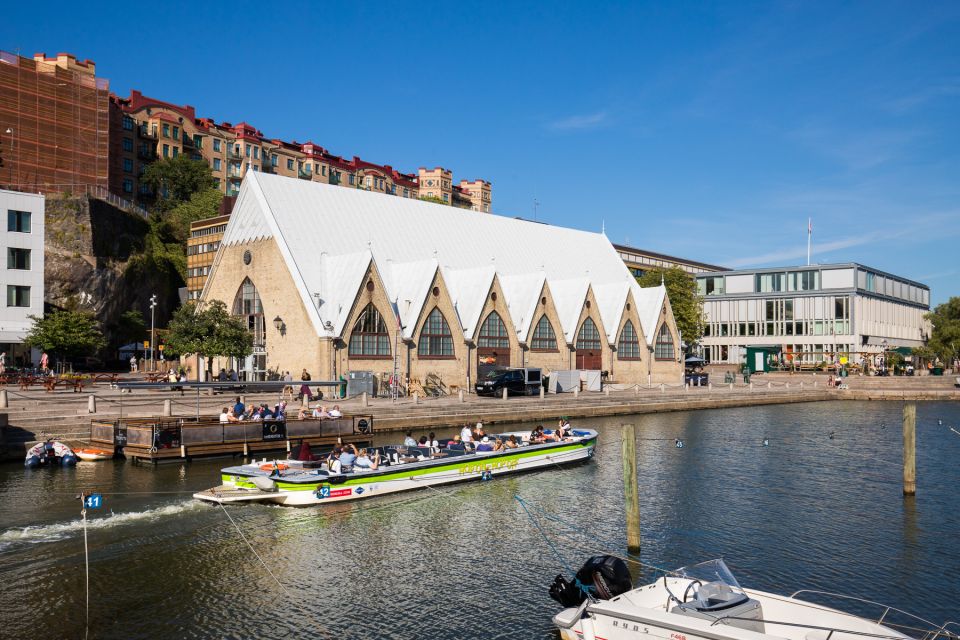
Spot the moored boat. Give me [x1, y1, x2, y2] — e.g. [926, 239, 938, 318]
[549, 557, 957, 640]
[74, 447, 114, 462]
[25, 440, 77, 468]
[194, 428, 597, 506]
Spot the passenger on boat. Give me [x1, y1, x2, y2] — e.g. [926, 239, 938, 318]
[219, 407, 230, 423]
[492, 438, 505, 452]
[447, 434, 463, 448]
[354, 448, 379, 470]
[555, 419, 571, 440]
[427, 432, 439, 452]
[226, 408, 240, 423]
[403, 430, 418, 446]
[340, 443, 357, 470]
[234, 397, 245, 416]
[460, 423, 473, 443]
[274, 401, 287, 419]
[312, 404, 330, 419]
[530, 425, 546, 444]
[328, 405, 343, 418]
[504, 434, 520, 449]
[250, 406, 263, 421]
[472, 422, 486, 442]
[261, 404, 274, 419]
[297, 406, 308, 420]
[327, 449, 342, 474]
[476, 436, 494, 452]
[418, 436, 428, 447]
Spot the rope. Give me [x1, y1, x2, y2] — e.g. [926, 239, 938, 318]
[514, 495, 575, 575]
[81, 497, 90, 640]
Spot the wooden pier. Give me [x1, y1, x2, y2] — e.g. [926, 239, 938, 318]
[89, 414, 374, 463]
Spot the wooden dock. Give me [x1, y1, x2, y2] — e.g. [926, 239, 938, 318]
[89, 414, 374, 463]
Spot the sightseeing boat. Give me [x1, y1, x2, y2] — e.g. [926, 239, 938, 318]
[194, 428, 597, 506]
[549, 557, 956, 640]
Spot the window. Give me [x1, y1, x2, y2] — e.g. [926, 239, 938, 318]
[530, 316, 558, 351]
[162, 123, 170, 137]
[477, 312, 509, 348]
[123, 158, 133, 173]
[213, 139, 222, 152]
[348, 174, 355, 185]
[576, 318, 601, 351]
[122, 137, 133, 152]
[123, 179, 133, 193]
[172, 126, 179, 140]
[7, 210, 31, 232]
[618, 321, 641, 359]
[193, 134, 202, 149]
[321, 165, 327, 176]
[213, 158, 222, 171]
[172, 147, 179, 158]
[697, 276, 724, 296]
[756, 272, 785, 293]
[418, 308, 454, 357]
[654, 324, 674, 360]
[7, 248, 30, 270]
[162, 144, 169, 158]
[122, 116, 134, 130]
[245, 144, 250, 158]
[6, 285, 29, 307]
[271, 154, 278, 167]
[287, 159, 294, 170]
[253, 147, 260, 160]
[349, 305, 391, 357]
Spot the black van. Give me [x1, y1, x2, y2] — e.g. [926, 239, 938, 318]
[475, 368, 542, 397]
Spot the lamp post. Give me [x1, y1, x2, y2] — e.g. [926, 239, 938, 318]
[149, 294, 157, 371]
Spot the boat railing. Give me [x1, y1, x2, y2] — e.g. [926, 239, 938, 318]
[781, 590, 959, 640]
[711, 616, 924, 640]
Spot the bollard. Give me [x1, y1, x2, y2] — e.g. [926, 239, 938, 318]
[414, 392, 420, 404]
[362, 392, 369, 407]
[903, 403, 916, 495]
[163, 399, 172, 416]
[459, 389, 465, 403]
[634, 385, 639, 396]
[621, 423, 641, 555]
[286, 440, 292, 453]
[87, 394, 96, 414]
[0, 388, 7, 408]
[502, 387, 508, 401]
[786, 382, 790, 389]
[660, 384, 665, 393]
[708, 383, 712, 391]
[574, 387, 579, 399]
[749, 381, 753, 390]
[180, 445, 186, 458]
[540, 386, 545, 400]
[605, 387, 610, 397]
[243, 442, 249, 456]
[767, 381, 772, 389]
[729, 383, 733, 390]
[240, 395, 246, 406]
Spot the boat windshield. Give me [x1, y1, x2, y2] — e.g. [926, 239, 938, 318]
[675, 559, 749, 611]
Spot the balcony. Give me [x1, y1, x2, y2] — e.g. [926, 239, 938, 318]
[137, 148, 157, 160]
[227, 148, 243, 160]
[298, 168, 312, 180]
[139, 125, 157, 139]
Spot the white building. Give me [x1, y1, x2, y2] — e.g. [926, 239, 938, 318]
[696, 263, 930, 367]
[1, 189, 44, 367]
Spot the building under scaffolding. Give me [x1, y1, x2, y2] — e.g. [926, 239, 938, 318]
[0, 50, 109, 193]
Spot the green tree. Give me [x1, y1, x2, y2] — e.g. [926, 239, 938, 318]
[142, 155, 216, 211]
[113, 310, 147, 346]
[24, 310, 106, 366]
[166, 300, 252, 380]
[636, 267, 704, 349]
[922, 297, 960, 364]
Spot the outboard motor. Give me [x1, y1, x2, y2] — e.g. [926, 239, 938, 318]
[549, 555, 633, 608]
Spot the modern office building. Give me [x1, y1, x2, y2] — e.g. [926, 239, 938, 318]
[695, 264, 931, 367]
[0, 51, 110, 193]
[614, 243, 727, 278]
[1, 188, 45, 366]
[197, 172, 682, 388]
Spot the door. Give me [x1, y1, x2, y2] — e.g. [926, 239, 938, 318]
[754, 352, 764, 372]
[576, 352, 602, 370]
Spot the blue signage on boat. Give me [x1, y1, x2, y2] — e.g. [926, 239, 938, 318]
[317, 486, 331, 499]
[84, 493, 103, 509]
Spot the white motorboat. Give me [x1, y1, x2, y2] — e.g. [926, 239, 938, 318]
[550, 557, 957, 640]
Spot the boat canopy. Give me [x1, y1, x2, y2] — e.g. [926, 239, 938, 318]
[674, 559, 749, 612]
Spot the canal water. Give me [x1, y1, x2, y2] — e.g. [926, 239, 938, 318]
[0, 400, 957, 639]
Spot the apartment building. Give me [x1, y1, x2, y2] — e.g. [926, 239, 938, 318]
[614, 243, 727, 278]
[695, 263, 931, 366]
[1, 188, 45, 366]
[109, 90, 492, 211]
[0, 51, 109, 193]
[186, 214, 229, 301]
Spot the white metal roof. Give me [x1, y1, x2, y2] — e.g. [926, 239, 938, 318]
[216, 172, 668, 345]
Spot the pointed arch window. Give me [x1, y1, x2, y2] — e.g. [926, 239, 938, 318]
[531, 315, 557, 351]
[477, 311, 509, 348]
[418, 308, 454, 358]
[232, 277, 265, 350]
[576, 317, 601, 351]
[618, 321, 641, 359]
[655, 324, 675, 360]
[349, 304, 391, 358]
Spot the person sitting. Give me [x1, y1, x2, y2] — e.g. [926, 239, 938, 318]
[427, 432, 439, 452]
[311, 404, 328, 419]
[328, 405, 343, 418]
[275, 401, 287, 419]
[339, 443, 357, 470]
[472, 422, 486, 442]
[229, 369, 239, 382]
[218, 368, 228, 382]
[250, 406, 263, 422]
[261, 404, 275, 420]
[219, 407, 230, 424]
[326, 449, 342, 474]
[353, 448, 379, 471]
[530, 425, 546, 444]
[476, 436, 494, 452]
[827, 375, 836, 388]
[504, 434, 520, 449]
[403, 430, 418, 447]
[492, 438, 505, 452]
[226, 408, 240, 423]
[297, 406, 309, 420]
[233, 397, 245, 417]
[418, 436, 429, 448]
[555, 418, 571, 440]
[447, 434, 463, 449]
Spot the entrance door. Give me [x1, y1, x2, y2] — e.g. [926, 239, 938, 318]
[575, 318, 603, 370]
[575, 352, 602, 370]
[754, 352, 764, 372]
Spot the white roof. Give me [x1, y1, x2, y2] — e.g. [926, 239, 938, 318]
[214, 172, 668, 343]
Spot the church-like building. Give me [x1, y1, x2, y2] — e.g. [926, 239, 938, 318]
[199, 172, 682, 391]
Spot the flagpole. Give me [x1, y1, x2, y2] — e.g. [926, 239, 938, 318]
[807, 217, 812, 266]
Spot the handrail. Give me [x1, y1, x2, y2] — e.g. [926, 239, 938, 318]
[789, 590, 955, 640]
[711, 616, 911, 640]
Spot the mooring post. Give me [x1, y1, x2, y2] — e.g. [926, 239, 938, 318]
[621, 423, 641, 556]
[0, 388, 7, 408]
[660, 384, 665, 393]
[162, 399, 172, 417]
[362, 392, 368, 407]
[539, 386, 545, 400]
[574, 387, 579, 399]
[87, 394, 96, 414]
[605, 387, 610, 397]
[903, 403, 916, 496]
[502, 387, 508, 401]
[459, 389, 465, 403]
[414, 392, 420, 404]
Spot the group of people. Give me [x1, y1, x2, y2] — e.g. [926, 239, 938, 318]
[297, 404, 344, 420]
[219, 397, 287, 423]
[394, 417, 574, 454]
[317, 443, 380, 473]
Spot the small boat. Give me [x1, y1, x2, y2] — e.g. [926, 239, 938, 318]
[194, 428, 598, 506]
[74, 447, 114, 462]
[550, 557, 956, 640]
[25, 440, 78, 468]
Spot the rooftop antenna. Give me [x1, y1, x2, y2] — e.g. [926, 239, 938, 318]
[806, 218, 812, 266]
[533, 198, 540, 221]
[661, 272, 665, 286]
[601, 219, 605, 235]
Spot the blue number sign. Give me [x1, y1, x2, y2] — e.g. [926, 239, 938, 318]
[84, 493, 103, 509]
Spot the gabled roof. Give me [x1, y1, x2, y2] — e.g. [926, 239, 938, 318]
[216, 172, 668, 344]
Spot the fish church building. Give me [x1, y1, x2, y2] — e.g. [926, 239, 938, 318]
[200, 172, 682, 391]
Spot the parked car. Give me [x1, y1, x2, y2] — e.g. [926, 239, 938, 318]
[475, 367, 542, 397]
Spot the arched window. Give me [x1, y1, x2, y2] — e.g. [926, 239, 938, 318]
[655, 324, 675, 360]
[618, 321, 641, 359]
[232, 277, 262, 317]
[349, 304, 391, 357]
[576, 317, 601, 351]
[531, 315, 557, 351]
[418, 308, 454, 357]
[478, 311, 509, 348]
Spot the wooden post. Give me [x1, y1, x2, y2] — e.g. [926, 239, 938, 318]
[903, 403, 916, 496]
[621, 423, 641, 556]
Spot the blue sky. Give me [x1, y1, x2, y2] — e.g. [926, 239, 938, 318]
[3, 1, 959, 303]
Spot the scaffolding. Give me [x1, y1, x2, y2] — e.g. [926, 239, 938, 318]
[0, 50, 110, 193]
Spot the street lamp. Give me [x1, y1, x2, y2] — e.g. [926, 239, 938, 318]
[273, 316, 283, 331]
[149, 294, 157, 370]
